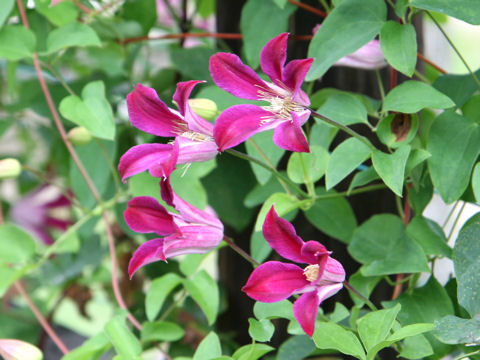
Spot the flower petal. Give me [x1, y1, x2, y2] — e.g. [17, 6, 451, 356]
[293, 291, 320, 337]
[213, 104, 279, 151]
[334, 40, 386, 70]
[242, 261, 309, 302]
[160, 178, 223, 229]
[260, 32, 288, 87]
[319, 257, 346, 284]
[176, 136, 218, 164]
[118, 143, 174, 181]
[127, 84, 187, 137]
[283, 58, 313, 106]
[128, 238, 166, 278]
[173, 80, 213, 136]
[124, 196, 177, 235]
[262, 206, 308, 263]
[162, 225, 223, 259]
[301, 240, 330, 271]
[149, 139, 179, 179]
[272, 112, 310, 152]
[209, 53, 267, 100]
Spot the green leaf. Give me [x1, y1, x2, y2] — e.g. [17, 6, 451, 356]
[277, 335, 315, 360]
[329, 303, 350, 323]
[472, 162, 480, 202]
[184, 270, 219, 325]
[179, 253, 211, 277]
[254, 300, 294, 320]
[287, 146, 329, 184]
[304, 187, 357, 243]
[171, 47, 217, 81]
[387, 323, 434, 342]
[240, 0, 295, 69]
[0, 26, 36, 60]
[427, 110, 480, 203]
[0, 266, 22, 297]
[232, 344, 273, 360]
[326, 138, 372, 190]
[434, 315, 480, 345]
[59, 81, 115, 140]
[0, 0, 14, 29]
[399, 334, 433, 359]
[376, 114, 419, 148]
[382, 80, 455, 113]
[248, 318, 275, 342]
[349, 214, 429, 276]
[347, 271, 381, 307]
[193, 332, 222, 360]
[411, 0, 480, 25]
[246, 131, 285, 185]
[405, 148, 431, 176]
[46, 22, 100, 54]
[244, 175, 284, 208]
[372, 145, 411, 196]
[104, 315, 142, 359]
[62, 332, 111, 360]
[316, 93, 369, 126]
[433, 70, 480, 107]
[357, 304, 401, 352]
[380, 21, 417, 76]
[141, 321, 185, 342]
[145, 273, 183, 321]
[462, 94, 480, 123]
[312, 322, 366, 360]
[123, 0, 156, 34]
[454, 216, 480, 317]
[34, 0, 79, 27]
[0, 224, 36, 264]
[254, 192, 299, 232]
[307, 0, 386, 80]
[251, 231, 271, 264]
[347, 167, 379, 195]
[406, 216, 451, 257]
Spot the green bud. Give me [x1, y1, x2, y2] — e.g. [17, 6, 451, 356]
[67, 126, 92, 146]
[188, 98, 218, 121]
[0, 339, 43, 360]
[0, 159, 21, 180]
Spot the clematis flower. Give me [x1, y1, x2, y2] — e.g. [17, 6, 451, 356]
[118, 80, 218, 182]
[209, 33, 313, 153]
[0, 339, 42, 360]
[242, 206, 345, 337]
[10, 184, 73, 245]
[126, 178, 223, 278]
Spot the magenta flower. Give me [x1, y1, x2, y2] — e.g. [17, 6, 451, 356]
[118, 80, 218, 182]
[242, 206, 345, 337]
[126, 178, 223, 278]
[10, 184, 72, 245]
[209, 33, 313, 153]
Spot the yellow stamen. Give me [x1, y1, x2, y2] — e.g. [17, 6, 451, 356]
[303, 264, 320, 282]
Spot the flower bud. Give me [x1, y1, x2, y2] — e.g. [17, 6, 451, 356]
[67, 126, 92, 146]
[188, 98, 218, 121]
[0, 339, 43, 360]
[0, 159, 21, 180]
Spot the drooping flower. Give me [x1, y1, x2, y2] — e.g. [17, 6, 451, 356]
[242, 206, 345, 337]
[126, 178, 223, 278]
[118, 80, 218, 182]
[209, 33, 313, 153]
[10, 184, 73, 245]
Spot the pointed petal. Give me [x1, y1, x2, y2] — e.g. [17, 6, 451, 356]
[242, 261, 309, 302]
[317, 282, 344, 303]
[320, 257, 346, 283]
[301, 240, 330, 270]
[127, 84, 187, 137]
[128, 238, 166, 278]
[293, 291, 320, 337]
[262, 206, 307, 263]
[173, 80, 213, 135]
[124, 196, 177, 235]
[162, 225, 223, 259]
[209, 53, 267, 100]
[149, 139, 179, 179]
[273, 112, 310, 152]
[283, 58, 313, 106]
[260, 33, 288, 87]
[160, 178, 223, 229]
[213, 104, 279, 151]
[176, 136, 218, 164]
[118, 143, 174, 181]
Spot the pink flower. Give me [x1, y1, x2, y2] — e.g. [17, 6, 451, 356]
[126, 178, 223, 278]
[10, 184, 73, 245]
[118, 80, 218, 182]
[242, 206, 345, 337]
[0, 339, 42, 360]
[209, 33, 313, 153]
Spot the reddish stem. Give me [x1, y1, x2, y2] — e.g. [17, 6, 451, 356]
[417, 52, 447, 74]
[287, 0, 326, 18]
[390, 67, 397, 90]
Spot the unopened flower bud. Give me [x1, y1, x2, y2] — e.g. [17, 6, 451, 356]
[67, 126, 92, 146]
[0, 159, 21, 179]
[0, 339, 43, 360]
[188, 98, 218, 121]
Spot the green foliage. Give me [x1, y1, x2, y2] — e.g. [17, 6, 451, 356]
[313, 322, 366, 360]
[248, 318, 275, 342]
[232, 344, 273, 360]
[193, 332, 222, 360]
[287, 146, 329, 184]
[411, 0, 480, 25]
[0, 223, 36, 264]
[184, 270, 219, 325]
[0, 0, 14, 29]
[141, 321, 185, 342]
[316, 93, 369, 126]
[372, 145, 410, 196]
[46, 22, 101, 54]
[0, 26, 36, 60]
[145, 273, 183, 321]
[380, 21, 417, 76]
[104, 315, 142, 359]
[246, 131, 285, 185]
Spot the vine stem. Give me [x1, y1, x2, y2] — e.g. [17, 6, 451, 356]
[16, 0, 142, 331]
[309, 109, 375, 150]
[223, 236, 259, 268]
[417, 52, 447, 74]
[287, 0, 326, 17]
[343, 281, 377, 311]
[0, 195, 69, 354]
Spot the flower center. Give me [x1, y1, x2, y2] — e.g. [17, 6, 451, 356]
[303, 264, 320, 282]
[180, 131, 214, 142]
